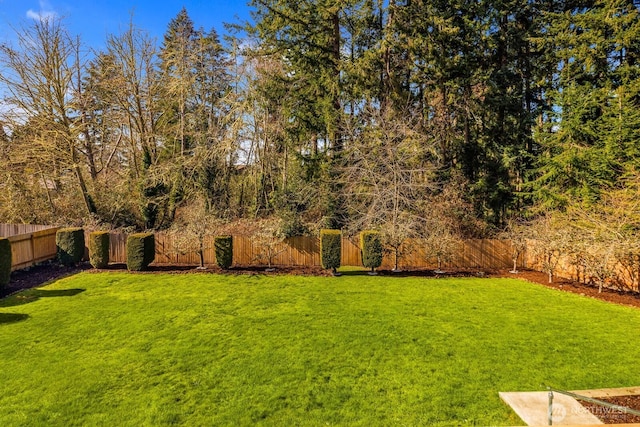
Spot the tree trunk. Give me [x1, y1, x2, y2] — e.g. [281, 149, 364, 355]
[330, 11, 342, 153]
[394, 247, 399, 271]
[71, 146, 97, 215]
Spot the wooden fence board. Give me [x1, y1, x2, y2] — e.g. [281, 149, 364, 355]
[111, 233, 127, 264]
[32, 229, 59, 264]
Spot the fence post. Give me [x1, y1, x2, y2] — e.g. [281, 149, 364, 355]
[30, 232, 36, 265]
[547, 390, 553, 425]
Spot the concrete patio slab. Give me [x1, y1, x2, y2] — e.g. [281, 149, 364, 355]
[501, 386, 640, 426]
[499, 391, 602, 426]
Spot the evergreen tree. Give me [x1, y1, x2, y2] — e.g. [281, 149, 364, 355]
[159, 7, 198, 156]
[533, 0, 640, 209]
[247, 0, 346, 153]
[159, 8, 233, 218]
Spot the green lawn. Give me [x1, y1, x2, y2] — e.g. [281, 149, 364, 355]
[1, 272, 639, 426]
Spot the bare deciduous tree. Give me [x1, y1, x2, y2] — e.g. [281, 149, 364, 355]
[0, 17, 97, 216]
[583, 237, 616, 293]
[530, 213, 570, 283]
[252, 218, 287, 270]
[168, 197, 224, 268]
[341, 106, 438, 271]
[500, 217, 529, 274]
[423, 222, 462, 273]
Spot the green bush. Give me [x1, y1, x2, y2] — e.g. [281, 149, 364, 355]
[127, 233, 155, 271]
[56, 228, 85, 266]
[214, 236, 233, 269]
[88, 231, 110, 269]
[0, 238, 11, 289]
[280, 211, 310, 237]
[361, 230, 383, 272]
[320, 229, 341, 273]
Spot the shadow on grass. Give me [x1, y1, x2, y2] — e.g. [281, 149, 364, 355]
[0, 313, 30, 325]
[335, 270, 370, 277]
[0, 288, 85, 308]
[335, 268, 489, 278]
[30, 289, 85, 298]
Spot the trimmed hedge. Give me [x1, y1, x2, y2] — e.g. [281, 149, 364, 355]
[215, 236, 233, 269]
[320, 229, 341, 273]
[126, 233, 155, 271]
[56, 228, 85, 266]
[361, 230, 383, 272]
[0, 238, 11, 289]
[88, 231, 110, 269]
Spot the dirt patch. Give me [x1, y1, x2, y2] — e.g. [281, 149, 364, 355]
[580, 395, 640, 424]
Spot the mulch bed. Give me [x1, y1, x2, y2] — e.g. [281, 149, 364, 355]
[579, 395, 640, 424]
[1, 261, 91, 299]
[0, 263, 334, 298]
[495, 269, 640, 309]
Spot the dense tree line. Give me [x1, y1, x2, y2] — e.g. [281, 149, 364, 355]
[1, 2, 639, 243]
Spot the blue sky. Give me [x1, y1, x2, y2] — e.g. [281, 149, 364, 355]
[0, 0, 252, 49]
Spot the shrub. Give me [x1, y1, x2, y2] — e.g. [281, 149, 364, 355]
[280, 212, 310, 237]
[88, 231, 110, 269]
[56, 228, 85, 266]
[361, 230, 383, 273]
[215, 236, 233, 269]
[320, 229, 341, 273]
[0, 238, 11, 289]
[127, 233, 155, 271]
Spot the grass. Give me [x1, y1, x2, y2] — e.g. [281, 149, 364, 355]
[1, 272, 640, 426]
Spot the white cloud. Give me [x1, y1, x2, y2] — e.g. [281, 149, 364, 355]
[26, 0, 58, 22]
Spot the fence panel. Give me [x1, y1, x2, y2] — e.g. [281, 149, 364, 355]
[342, 238, 362, 267]
[108, 232, 128, 264]
[232, 236, 254, 266]
[8, 228, 58, 271]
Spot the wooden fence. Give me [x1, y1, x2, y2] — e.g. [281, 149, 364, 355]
[104, 232, 521, 270]
[5, 223, 639, 290]
[7, 227, 59, 271]
[0, 224, 522, 272]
